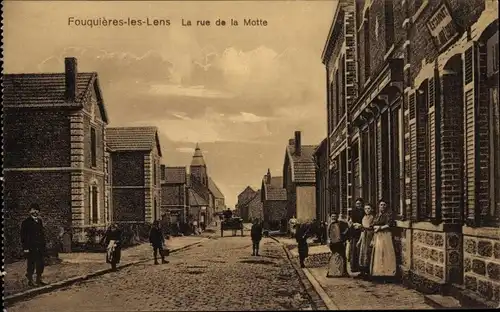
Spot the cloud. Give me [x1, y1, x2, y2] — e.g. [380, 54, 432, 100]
[149, 84, 234, 99]
[228, 112, 271, 123]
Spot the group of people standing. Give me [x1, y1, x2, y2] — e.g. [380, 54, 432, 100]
[326, 198, 397, 280]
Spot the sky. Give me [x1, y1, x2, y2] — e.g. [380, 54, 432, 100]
[4, 0, 336, 208]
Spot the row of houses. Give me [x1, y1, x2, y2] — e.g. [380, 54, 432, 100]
[236, 131, 318, 230]
[316, 0, 498, 307]
[3, 57, 225, 259]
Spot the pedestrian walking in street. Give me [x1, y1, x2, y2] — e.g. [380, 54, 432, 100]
[326, 213, 349, 277]
[295, 223, 311, 268]
[149, 220, 168, 265]
[250, 218, 263, 256]
[192, 219, 198, 235]
[357, 204, 375, 278]
[347, 198, 365, 274]
[370, 200, 397, 280]
[20, 203, 47, 286]
[101, 223, 122, 271]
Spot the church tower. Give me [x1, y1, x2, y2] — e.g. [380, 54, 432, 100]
[190, 143, 208, 186]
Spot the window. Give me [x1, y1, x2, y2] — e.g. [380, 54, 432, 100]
[487, 31, 500, 221]
[153, 160, 157, 186]
[352, 142, 361, 201]
[385, 0, 395, 50]
[335, 69, 340, 126]
[90, 127, 97, 167]
[340, 56, 346, 118]
[364, 13, 371, 82]
[416, 81, 430, 219]
[90, 185, 98, 224]
[391, 106, 402, 216]
[330, 81, 336, 130]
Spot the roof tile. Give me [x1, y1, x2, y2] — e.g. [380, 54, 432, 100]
[3, 73, 95, 107]
[107, 127, 160, 155]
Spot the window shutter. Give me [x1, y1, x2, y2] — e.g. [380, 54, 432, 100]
[428, 76, 440, 219]
[463, 44, 478, 226]
[408, 90, 418, 221]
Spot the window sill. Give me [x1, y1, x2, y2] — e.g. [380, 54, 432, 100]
[384, 45, 395, 61]
[463, 225, 500, 240]
[411, 220, 444, 232]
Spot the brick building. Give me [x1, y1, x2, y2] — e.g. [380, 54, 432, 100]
[160, 166, 189, 224]
[3, 57, 110, 258]
[235, 186, 257, 222]
[208, 177, 226, 217]
[107, 127, 162, 223]
[247, 189, 264, 222]
[313, 138, 329, 223]
[321, 0, 498, 306]
[282, 131, 317, 223]
[261, 170, 288, 230]
[188, 144, 222, 226]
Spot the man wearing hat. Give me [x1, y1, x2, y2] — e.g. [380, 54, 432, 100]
[21, 203, 47, 286]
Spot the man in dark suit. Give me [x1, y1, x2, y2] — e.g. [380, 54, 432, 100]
[21, 203, 47, 286]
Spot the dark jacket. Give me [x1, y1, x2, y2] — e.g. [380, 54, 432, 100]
[251, 224, 263, 241]
[149, 227, 164, 248]
[103, 228, 123, 248]
[21, 217, 46, 251]
[295, 224, 310, 257]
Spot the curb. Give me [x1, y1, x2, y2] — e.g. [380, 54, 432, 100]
[5, 239, 207, 306]
[269, 236, 329, 311]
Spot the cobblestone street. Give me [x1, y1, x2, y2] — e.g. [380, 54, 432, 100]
[6, 236, 313, 312]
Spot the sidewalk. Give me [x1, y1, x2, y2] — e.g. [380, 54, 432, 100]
[307, 267, 433, 310]
[4, 235, 207, 298]
[273, 237, 433, 310]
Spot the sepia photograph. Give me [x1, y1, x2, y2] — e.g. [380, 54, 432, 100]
[2, 0, 499, 310]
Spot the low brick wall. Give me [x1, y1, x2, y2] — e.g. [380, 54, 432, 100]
[463, 233, 500, 304]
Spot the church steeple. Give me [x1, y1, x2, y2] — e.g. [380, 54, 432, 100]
[190, 143, 208, 186]
[191, 143, 206, 167]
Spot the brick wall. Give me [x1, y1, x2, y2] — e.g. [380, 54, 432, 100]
[4, 171, 72, 260]
[111, 151, 145, 186]
[463, 233, 500, 303]
[161, 184, 185, 205]
[248, 195, 264, 221]
[3, 110, 71, 168]
[411, 229, 446, 282]
[264, 200, 287, 223]
[112, 189, 145, 222]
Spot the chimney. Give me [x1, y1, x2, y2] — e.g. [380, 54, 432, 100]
[65, 57, 78, 102]
[294, 131, 301, 156]
[266, 168, 272, 184]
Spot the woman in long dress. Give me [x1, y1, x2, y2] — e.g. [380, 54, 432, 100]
[295, 223, 311, 268]
[357, 204, 375, 277]
[102, 223, 123, 271]
[370, 200, 397, 279]
[326, 213, 349, 277]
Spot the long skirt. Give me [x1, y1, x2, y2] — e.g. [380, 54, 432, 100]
[358, 230, 374, 271]
[348, 234, 361, 272]
[106, 241, 121, 264]
[370, 231, 396, 277]
[327, 242, 348, 277]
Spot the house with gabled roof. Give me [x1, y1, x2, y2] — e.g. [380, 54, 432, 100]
[160, 166, 188, 224]
[3, 57, 110, 259]
[107, 126, 162, 223]
[208, 177, 226, 216]
[283, 131, 317, 223]
[261, 169, 288, 230]
[236, 186, 257, 222]
[248, 189, 264, 222]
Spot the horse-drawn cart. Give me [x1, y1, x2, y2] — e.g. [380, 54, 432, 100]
[221, 217, 244, 237]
